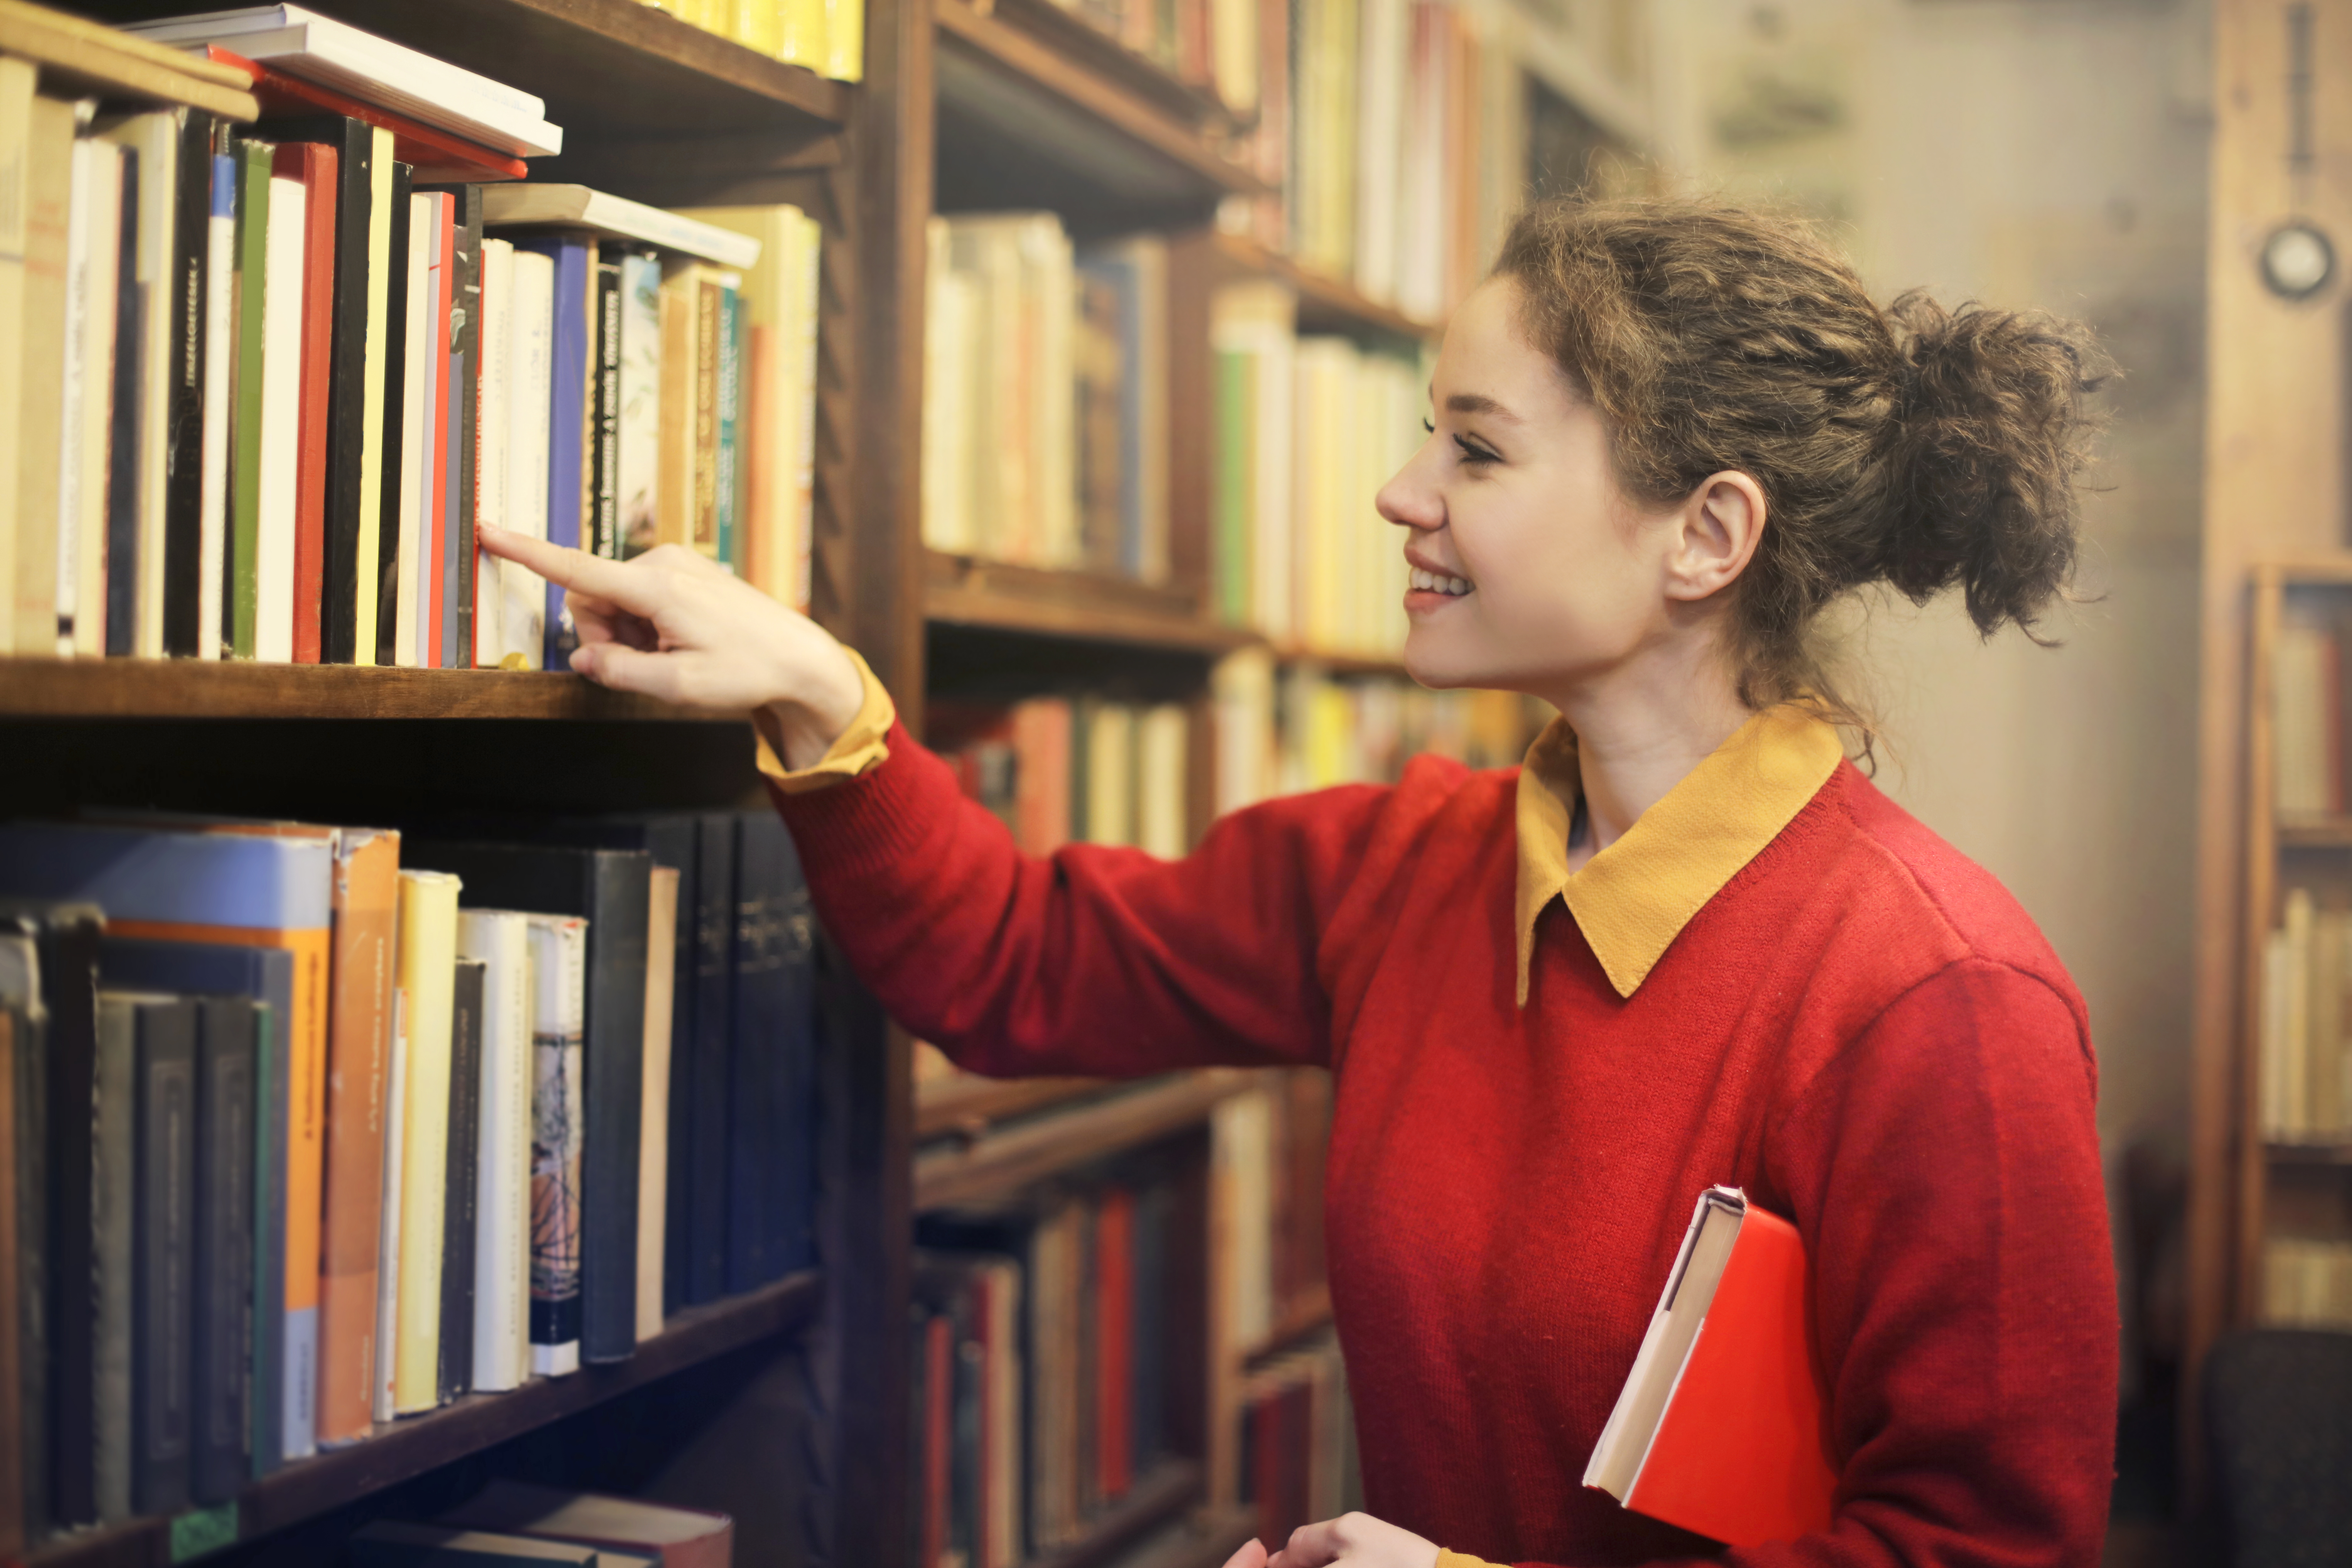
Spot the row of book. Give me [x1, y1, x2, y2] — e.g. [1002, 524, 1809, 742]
[1213, 1075, 1331, 1358]
[912, 1167, 1189, 1568]
[641, 0, 865, 84]
[921, 215, 1170, 585]
[3, 4, 821, 665]
[930, 695, 1195, 860]
[2261, 1237, 2352, 1331]
[0, 810, 815, 1548]
[1237, 1332, 1360, 1548]
[1050, 0, 1257, 116]
[2259, 888, 2352, 1142]
[1211, 283, 1424, 655]
[2273, 615, 2347, 818]
[1213, 653, 1543, 812]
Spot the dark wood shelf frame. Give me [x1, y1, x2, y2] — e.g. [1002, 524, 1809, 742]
[1239, 1283, 1334, 1371]
[0, 659, 746, 723]
[1206, 230, 1441, 344]
[1026, 1458, 1206, 1568]
[28, 1273, 822, 1568]
[923, 552, 1258, 655]
[915, 1071, 1252, 1211]
[981, 0, 1240, 134]
[915, 1073, 1110, 1139]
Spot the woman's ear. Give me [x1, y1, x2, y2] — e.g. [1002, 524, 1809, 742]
[1663, 470, 1767, 602]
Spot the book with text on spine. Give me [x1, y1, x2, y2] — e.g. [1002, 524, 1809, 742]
[1584, 1186, 1837, 1549]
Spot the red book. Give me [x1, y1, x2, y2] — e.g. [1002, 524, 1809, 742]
[272, 141, 337, 665]
[923, 1314, 952, 1568]
[199, 45, 529, 182]
[426, 197, 455, 667]
[1584, 1187, 1837, 1548]
[1094, 1187, 1134, 1502]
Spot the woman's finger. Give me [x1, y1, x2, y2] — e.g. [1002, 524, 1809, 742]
[573, 640, 686, 704]
[1219, 1540, 1269, 1568]
[1269, 1521, 1348, 1568]
[479, 525, 665, 616]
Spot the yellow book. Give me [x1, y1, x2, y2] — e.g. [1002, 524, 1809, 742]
[822, 0, 861, 80]
[392, 869, 460, 1415]
[776, 0, 825, 69]
[654, 262, 702, 550]
[736, 0, 779, 53]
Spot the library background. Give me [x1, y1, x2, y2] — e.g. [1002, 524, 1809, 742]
[0, 0, 2335, 1564]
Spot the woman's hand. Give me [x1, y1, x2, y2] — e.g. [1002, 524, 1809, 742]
[478, 525, 866, 769]
[1220, 1515, 1442, 1568]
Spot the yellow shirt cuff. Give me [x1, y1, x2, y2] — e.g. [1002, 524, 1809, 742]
[1435, 1551, 1500, 1568]
[753, 645, 897, 795]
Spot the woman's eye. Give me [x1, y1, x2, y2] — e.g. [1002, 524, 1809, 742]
[1421, 418, 1435, 435]
[1454, 435, 1498, 466]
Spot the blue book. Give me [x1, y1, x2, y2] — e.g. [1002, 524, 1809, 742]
[1, 825, 331, 1463]
[726, 812, 815, 1291]
[519, 236, 592, 667]
[100, 938, 291, 1484]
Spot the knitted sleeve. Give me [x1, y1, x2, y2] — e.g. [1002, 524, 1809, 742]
[771, 717, 1403, 1077]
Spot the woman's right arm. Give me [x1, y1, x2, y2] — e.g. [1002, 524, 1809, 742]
[481, 528, 1383, 1078]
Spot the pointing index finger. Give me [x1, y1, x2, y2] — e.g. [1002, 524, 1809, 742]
[477, 525, 662, 615]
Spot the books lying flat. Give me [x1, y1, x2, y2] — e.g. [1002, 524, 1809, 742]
[199, 45, 528, 183]
[481, 187, 760, 271]
[348, 1520, 655, 1566]
[437, 1480, 733, 1568]
[1584, 1187, 1836, 1548]
[121, 6, 563, 159]
[0, 0, 261, 120]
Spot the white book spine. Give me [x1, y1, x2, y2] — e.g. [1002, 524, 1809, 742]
[393, 193, 433, 669]
[55, 136, 94, 657]
[503, 245, 553, 667]
[372, 988, 408, 1425]
[254, 171, 305, 664]
[473, 238, 513, 665]
[198, 151, 234, 660]
[458, 910, 533, 1393]
[526, 914, 588, 1378]
[74, 143, 123, 661]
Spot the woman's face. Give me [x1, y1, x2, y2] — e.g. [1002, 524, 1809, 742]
[1378, 277, 1682, 697]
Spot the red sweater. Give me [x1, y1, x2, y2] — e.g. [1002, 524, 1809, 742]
[770, 717, 2117, 1568]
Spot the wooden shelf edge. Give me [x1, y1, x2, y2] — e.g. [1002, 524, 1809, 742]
[923, 554, 1256, 655]
[495, 0, 854, 125]
[0, 659, 747, 723]
[1026, 1458, 1205, 1568]
[916, 1071, 1252, 1211]
[935, 0, 1266, 199]
[1208, 231, 1441, 343]
[28, 1271, 822, 1567]
[1269, 645, 1410, 679]
[983, 0, 1238, 133]
[1238, 1283, 1333, 1370]
[916, 1074, 1111, 1139]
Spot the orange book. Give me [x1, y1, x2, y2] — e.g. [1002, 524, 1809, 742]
[1011, 697, 1072, 856]
[1585, 1187, 1837, 1548]
[1094, 1187, 1133, 1502]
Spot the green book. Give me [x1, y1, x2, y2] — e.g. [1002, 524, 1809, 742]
[228, 138, 270, 661]
[1213, 349, 1254, 627]
[714, 280, 741, 575]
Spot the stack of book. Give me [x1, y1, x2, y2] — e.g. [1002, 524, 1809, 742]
[0, 808, 815, 1548]
[1236, 1330, 1359, 1547]
[2, 3, 821, 669]
[923, 215, 1171, 585]
[929, 695, 1193, 858]
[1209, 282, 1422, 655]
[642, 0, 864, 86]
[2273, 610, 2347, 819]
[2261, 1236, 2352, 1330]
[913, 1165, 1186, 1567]
[2260, 886, 2352, 1145]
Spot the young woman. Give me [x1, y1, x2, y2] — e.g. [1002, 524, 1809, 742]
[482, 198, 2118, 1568]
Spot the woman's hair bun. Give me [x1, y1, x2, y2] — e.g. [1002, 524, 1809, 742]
[1875, 291, 2113, 642]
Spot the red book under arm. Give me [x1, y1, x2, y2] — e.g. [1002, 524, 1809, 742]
[1584, 1187, 1838, 1548]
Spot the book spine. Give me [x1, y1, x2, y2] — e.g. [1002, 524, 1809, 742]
[103, 147, 143, 659]
[436, 184, 482, 671]
[46, 918, 103, 1525]
[472, 238, 511, 662]
[692, 275, 720, 558]
[420, 195, 451, 667]
[315, 832, 398, 1446]
[130, 999, 195, 1518]
[372, 162, 410, 667]
[528, 916, 587, 1376]
[686, 813, 734, 1305]
[254, 155, 305, 664]
[369, 994, 405, 1425]
[0, 1009, 25, 1553]
[638, 867, 679, 1342]
[661, 823, 698, 1322]
[392, 871, 458, 1413]
[590, 256, 622, 562]
[190, 997, 254, 1504]
[728, 813, 806, 1291]
[502, 244, 553, 667]
[582, 852, 649, 1362]
[291, 141, 338, 665]
[197, 148, 233, 660]
[318, 121, 374, 665]
[56, 134, 94, 657]
[714, 280, 740, 573]
[92, 999, 134, 1526]
[226, 138, 266, 660]
[160, 111, 212, 657]
[542, 239, 590, 667]
[462, 914, 531, 1394]
[437, 957, 484, 1405]
[250, 994, 286, 1476]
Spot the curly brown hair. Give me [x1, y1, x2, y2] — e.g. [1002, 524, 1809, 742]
[1490, 197, 2111, 733]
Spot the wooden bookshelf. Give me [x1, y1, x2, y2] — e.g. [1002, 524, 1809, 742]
[980, 0, 1238, 133]
[915, 1070, 1253, 1211]
[915, 1072, 1109, 1139]
[923, 551, 1255, 654]
[0, 659, 745, 723]
[25, 1273, 820, 1568]
[1028, 1458, 1206, 1568]
[1208, 230, 1441, 344]
[1240, 1283, 1334, 1371]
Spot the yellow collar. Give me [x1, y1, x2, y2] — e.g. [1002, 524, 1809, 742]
[1514, 705, 1845, 1004]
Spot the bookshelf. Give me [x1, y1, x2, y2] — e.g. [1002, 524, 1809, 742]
[3, 0, 1594, 1549]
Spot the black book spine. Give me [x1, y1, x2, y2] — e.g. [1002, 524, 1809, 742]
[591, 258, 623, 560]
[581, 854, 648, 1361]
[420, 184, 482, 670]
[775, 829, 817, 1277]
[42, 916, 101, 1526]
[130, 999, 195, 1517]
[727, 814, 786, 1292]
[438, 959, 484, 1403]
[687, 815, 735, 1305]
[103, 152, 142, 661]
[160, 111, 212, 657]
[8, 992, 49, 1542]
[374, 163, 412, 667]
[189, 997, 253, 1506]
